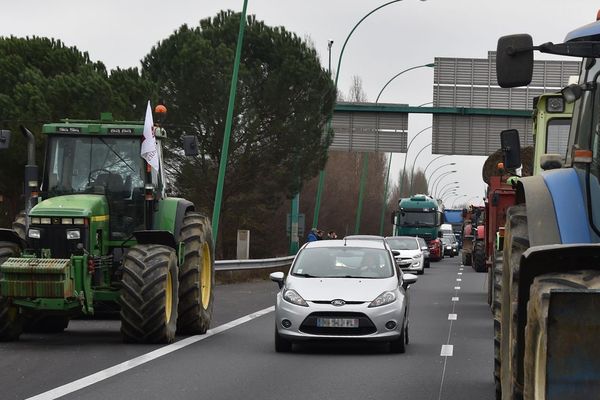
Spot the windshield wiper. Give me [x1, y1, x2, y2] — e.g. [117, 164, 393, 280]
[293, 273, 317, 278]
[98, 137, 136, 173]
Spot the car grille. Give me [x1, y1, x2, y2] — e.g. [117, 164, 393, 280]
[311, 300, 365, 305]
[299, 312, 376, 336]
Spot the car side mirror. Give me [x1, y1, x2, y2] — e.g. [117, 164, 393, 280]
[402, 273, 418, 289]
[501, 129, 522, 170]
[392, 250, 400, 257]
[0, 130, 11, 150]
[182, 135, 199, 156]
[496, 34, 534, 88]
[270, 271, 285, 289]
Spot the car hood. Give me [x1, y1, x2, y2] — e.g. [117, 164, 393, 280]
[286, 276, 398, 302]
[394, 249, 421, 257]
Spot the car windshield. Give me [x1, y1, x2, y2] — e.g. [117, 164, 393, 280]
[443, 235, 455, 243]
[441, 237, 451, 244]
[386, 237, 418, 250]
[399, 211, 436, 226]
[291, 247, 394, 279]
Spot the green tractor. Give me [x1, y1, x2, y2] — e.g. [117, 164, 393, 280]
[0, 109, 214, 343]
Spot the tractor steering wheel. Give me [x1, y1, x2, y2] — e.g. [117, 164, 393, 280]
[88, 168, 112, 185]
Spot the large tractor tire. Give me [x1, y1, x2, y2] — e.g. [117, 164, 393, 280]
[462, 251, 472, 266]
[120, 244, 179, 344]
[473, 241, 487, 272]
[523, 270, 600, 400]
[501, 204, 528, 400]
[177, 212, 215, 335]
[12, 212, 26, 240]
[0, 241, 23, 341]
[491, 250, 503, 398]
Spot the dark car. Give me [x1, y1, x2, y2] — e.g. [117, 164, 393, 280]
[441, 235, 459, 257]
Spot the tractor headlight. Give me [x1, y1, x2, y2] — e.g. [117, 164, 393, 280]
[40, 217, 51, 224]
[66, 229, 81, 240]
[30, 217, 41, 224]
[28, 228, 41, 239]
[73, 218, 85, 225]
[61, 218, 73, 225]
[546, 97, 565, 113]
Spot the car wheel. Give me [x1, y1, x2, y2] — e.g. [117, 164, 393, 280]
[275, 326, 292, 353]
[418, 267, 424, 275]
[390, 323, 406, 353]
[405, 322, 409, 344]
[425, 260, 430, 268]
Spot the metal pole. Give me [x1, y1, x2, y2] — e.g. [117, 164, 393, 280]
[437, 181, 459, 197]
[211, 0, 249, 241]
[289, 193, 300, 254]
[433, 171, 457, 198]
[451, 195, 468, 207]
[313, 0, 404, 229]
[426, 164, 455, 193]
[312, 40, 334, 229]
[398, 126, 431, 198]
[354, 154, 369, 234]
[378, 152, 393, 236]
[423, 156, 449, 178]
[408, 143, 432, 194]
[429, 170, 455, 197]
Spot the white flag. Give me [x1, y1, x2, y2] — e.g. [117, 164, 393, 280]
[141, 100, 159, 172]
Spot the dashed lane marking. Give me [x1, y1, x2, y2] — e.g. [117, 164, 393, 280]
[457, 272, 462, 275]
[451, 296, 459, 301]
[454, 286, 461, 290]
[456, 278, 462, 282]
[440, 344, 454, 356]
[26, 306, 275, 400]
[448, 313, 457, 320]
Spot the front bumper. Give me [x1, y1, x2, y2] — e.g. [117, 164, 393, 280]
[275, 294, 406, 341]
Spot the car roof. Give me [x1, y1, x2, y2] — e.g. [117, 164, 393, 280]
[304, 239, 388, 250]
[385, 236, 419, 241]
[344, 235, 385, 240]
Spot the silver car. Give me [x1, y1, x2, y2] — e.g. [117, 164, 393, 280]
[385, 236, 425, 275]
[270, 239, 417, 353]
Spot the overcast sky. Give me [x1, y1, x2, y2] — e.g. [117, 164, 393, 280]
[2, 0, 599, 207]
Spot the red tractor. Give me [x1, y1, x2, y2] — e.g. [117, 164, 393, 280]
[461, 206, 485, 271]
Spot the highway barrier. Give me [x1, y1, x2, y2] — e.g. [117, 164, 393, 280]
[215, 256, 295, 284]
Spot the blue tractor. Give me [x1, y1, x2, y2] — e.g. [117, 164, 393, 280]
[495, 15, 600, 400]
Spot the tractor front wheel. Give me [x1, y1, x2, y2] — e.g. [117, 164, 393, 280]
[473, 241, 486, 272]
[177, 212, 215, 335]
[120, 244, 179, 344]
[0, 241, 23, 341]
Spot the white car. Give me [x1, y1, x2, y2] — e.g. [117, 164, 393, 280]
[270, 239, 417, 353]
[385, 236, 425, 275]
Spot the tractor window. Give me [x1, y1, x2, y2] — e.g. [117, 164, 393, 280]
[46, 136, 147, 239]
[546, 119, 570, 158]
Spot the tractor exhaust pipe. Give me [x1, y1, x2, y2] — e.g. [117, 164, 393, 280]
[19, 126, 38, 227]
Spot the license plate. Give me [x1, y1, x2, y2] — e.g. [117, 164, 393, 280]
[316, 318, 359, 328]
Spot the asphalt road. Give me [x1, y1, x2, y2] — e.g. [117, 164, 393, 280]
[0, 254, 494, 400]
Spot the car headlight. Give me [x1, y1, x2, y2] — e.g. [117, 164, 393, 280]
[368, 291, 397, 308]
[28, 228, 41, 239]
[283, 289, 308, 307]
[412, 254, 421, 260]
[66, 229, 81, 240]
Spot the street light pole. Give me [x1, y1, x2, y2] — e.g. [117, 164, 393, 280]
[440, 186, 459, 200]
[426, 163, 456, 193]
[433, 172, 458, 198]
[313, 0, 406, 230]
[423, 155, 449, 178]
[437, 181, 459, 197]
[452, 194, 468, 207]
[212, 0, 249, 243]
[430, 170, 456, 198]
[408, 143, 432, 194]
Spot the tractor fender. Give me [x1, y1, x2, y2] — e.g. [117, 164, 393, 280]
[515, 175, 561, 246]
[0, 229, 27, 249]
[174, 199, 195, 241]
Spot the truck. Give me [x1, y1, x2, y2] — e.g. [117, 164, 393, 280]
[442, 209, 464, 247]
[0, 109, 215, 344]
[493, 15, 600, 399]
[392, 194, 444, 262]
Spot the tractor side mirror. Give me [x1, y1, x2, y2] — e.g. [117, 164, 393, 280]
[0, 130, 11, 149]
[496, 34, 534, 88]
[182, 135, 199, 156]
[501, 129, 522, 170]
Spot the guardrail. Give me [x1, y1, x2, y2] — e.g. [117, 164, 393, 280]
[215, 255, 295, 271]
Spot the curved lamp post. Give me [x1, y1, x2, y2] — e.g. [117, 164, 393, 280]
[426, 163, 456, 193]
[440, 186, 459, 200]
[430, 170, 456, 196]
[408, 143, 432, 194]
[451, 194, 468, 207]
[423, 156, 450, 178]
[437, 181, 459, 197]
[434, 173, 458, 199]
[314, 0, 408, 230]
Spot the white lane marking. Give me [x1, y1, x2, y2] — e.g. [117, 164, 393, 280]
[456, 278, 462, 282]
[457, 272, 462, 275]
[26, 306, 275, 400]
[440, 344, 454, 356]
[454, 286, 461, 290]
[451, 296, 459, 302]
[448, 313, 457, 320]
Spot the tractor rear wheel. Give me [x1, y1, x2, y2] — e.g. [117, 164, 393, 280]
[473, 241, 486, 272]
[177, 212, 215, 335]
[120, 244, 179, 344]
[491, 250, 503, 399]
[0, 241, 23, 341]
[523, 270, 600, 400]
[12, 212, 26, 240]
[501, 204, 528, 400]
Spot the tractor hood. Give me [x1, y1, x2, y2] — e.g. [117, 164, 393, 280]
[30, 194, 109, 217]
